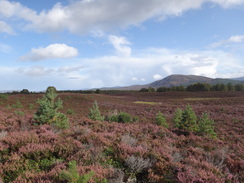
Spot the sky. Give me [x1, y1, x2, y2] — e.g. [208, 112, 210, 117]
[0, 0, 244, 91]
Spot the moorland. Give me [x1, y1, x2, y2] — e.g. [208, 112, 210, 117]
[0, 90, 243, 182]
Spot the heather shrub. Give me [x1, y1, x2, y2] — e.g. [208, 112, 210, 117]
[155, 112, 169, 128]
[34, 86, 69, 129]
[0, 131, 7, 140]
[89, 100, 104, 121]
[125, 155, 152, 173]
[59, 161, 94, 183]
[198, 112, 217, 138]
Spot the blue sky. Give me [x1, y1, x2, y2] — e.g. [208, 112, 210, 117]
[0, 0, 244, 91]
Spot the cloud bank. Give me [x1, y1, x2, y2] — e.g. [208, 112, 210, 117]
[1, 0, 244, 34]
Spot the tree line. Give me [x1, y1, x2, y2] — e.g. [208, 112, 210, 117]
[139, 83, 244, 92]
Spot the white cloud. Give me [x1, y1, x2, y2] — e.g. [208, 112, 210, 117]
[109, 35, 131, 57]
[75, 47, 242, 88]
[210, 0, 244, 8]
[153, 74, 163, 80]
[58, 66, 85, 73]
[132, 77, 138, 81]
[0, 0, 36, 20]
[0, 20, 14, 34]
[1, 0, 243, 34]
[17, 66, 55, 76]
[211, 35, 244, 48]
[228, 35, 244, 43]
[20, 44, 78, 61]
[2, 45, 244, 90]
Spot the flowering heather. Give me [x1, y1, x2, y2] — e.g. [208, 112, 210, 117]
[0, 91, 243, 182]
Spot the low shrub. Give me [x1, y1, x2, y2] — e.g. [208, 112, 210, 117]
[59, 161, 94, 183]
[67, 108, 76, 115]
[107, 115, 119, 122]
[118, 112, 132, 123]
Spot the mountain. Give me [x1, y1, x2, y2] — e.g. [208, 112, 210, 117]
[149, 75, 212, 88]
[232, 77, 244, 81]
[105, 74, 244, 90]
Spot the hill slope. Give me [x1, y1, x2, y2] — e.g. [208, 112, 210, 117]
[149, 75, 212, 88]
[107, 74, 244, 90]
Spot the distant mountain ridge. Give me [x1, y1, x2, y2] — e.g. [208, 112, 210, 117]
[106, 74, 244, 90]
[232, 77, 244, 81]
[150, 75, 212, 88]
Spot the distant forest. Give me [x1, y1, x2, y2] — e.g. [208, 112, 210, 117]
[139, 83, 244, 92]
[3, 82, 244, 95]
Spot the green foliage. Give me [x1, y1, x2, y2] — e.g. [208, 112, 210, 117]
[173, 105, 216, 137]
[14, 110, 25, 116]
[107, 114, 119, 122]
[187, 83, 211, 92]
[173, 105, 198, 132]
[88, 100, 104, 121]
[234, 83, 244, 91]
[20, 89, 30, 94]
[95, 89, 101, 94]
[0, 94, 8, 100]
[59, 161, 94, 183]
[139, 88, 149, 92]
[172, 108, 183, 128]
[181, 105, 199, 132]
[67, 108, 76, 115]
[118, 112, 132, 123]
[156, 87, 168, 92]
[29, 103, 35, 110]
[148, 87, 156, 92]
[12, 100, 23, 108]
[198, 112, 217, 138]
[227, 83, 235, 91]
[155, 112, 169, 128]
[34, 86, 69, 129]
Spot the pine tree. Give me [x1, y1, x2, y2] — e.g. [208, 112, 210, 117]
[198, 112, 217, 138]
[172, 108, 183, 129]
[88, 100, 104, 121]
[34, 86, 69, 129]
[181, 104, 198, 132]
[155, 112, 169, 128]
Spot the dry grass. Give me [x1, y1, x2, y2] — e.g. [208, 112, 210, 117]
[133, 101, 162, 105]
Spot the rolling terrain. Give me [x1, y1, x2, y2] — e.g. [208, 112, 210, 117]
[0, 91, 243, 182]
[108, 74, 244, 90]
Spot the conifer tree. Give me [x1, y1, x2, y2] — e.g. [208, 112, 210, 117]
[88, 100, 104, 121]
[198, 112, 217, 138]
[34, 86, 69, 129]
[172, 108, 183, 129]
[181, 104, 198, 132]
[155, 112, 169, 128]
